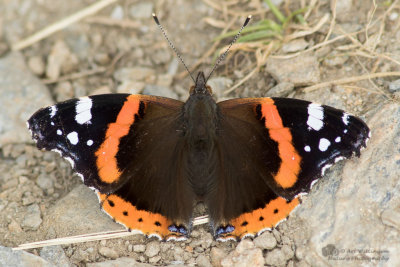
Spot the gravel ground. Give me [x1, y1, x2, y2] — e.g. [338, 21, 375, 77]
[0, 0, 399, 266]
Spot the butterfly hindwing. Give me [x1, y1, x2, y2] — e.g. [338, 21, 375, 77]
[210, 97, 369, 240]
[28, 94, 194, 240]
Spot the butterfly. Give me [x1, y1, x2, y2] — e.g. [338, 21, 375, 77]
[27, 70, 370, 241]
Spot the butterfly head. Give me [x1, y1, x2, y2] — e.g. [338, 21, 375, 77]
[190, 72, 212, 95]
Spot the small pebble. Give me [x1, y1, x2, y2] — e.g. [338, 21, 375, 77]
[145, 241, 160, 257]
[133, 244, 146, 253]
[389, 79, 400, 92]
[143, 85, 178, 99]
[98, 246, 118, 259]
[196, 254, 212, 267]
[130, 2, 154, 19]
[111, 5, 124, 20]
[254, 231, 277, 250]
[265, 248, 288, 266]
[8, 220, 22, 233]
[149, 255, 161, 264]
[281, 38, 309, 53]
[28, 56, 45, 75]
[21, 203, 42, 231]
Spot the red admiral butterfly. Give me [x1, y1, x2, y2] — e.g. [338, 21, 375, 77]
[27, 16, 370, 241]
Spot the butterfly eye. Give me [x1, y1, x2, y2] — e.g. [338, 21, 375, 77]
[206, 85, 213, 94]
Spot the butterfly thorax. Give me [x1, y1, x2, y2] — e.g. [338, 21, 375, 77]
[183, 72, 218, 146]
[183, 72, 219, 197]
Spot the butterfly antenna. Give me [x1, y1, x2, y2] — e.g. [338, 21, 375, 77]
[152, 13, 196, 83]
[206, 15, 252, 82]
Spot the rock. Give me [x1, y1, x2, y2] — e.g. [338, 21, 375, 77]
[0, 52, 53, 145]
[210, 247, 227, 267]
[148, 255, 161, 264]
[150, 49, 171, 65]
[389, 79, 400, 92]
[265, 248, 288, 266]
[133, 244, 146, 253]
[221, 239, 264, 267]
[87, 257, 153, 267]
[172, 246, 185, 261]
[36, 173, 54, 193]
[288, 102, 400, 266]
[381, 206, 400, 231]
[116, 81, 145, 94]
[295, 246, 306, 260]
[207, 77, 233, 100]
[8, 220, 22, 233]
[113, 67, 155, 83]
[253, 231, 277, 250]
[281, 38, 309, 53]
[110, 5, 124, 20]
[168, 58, 179, 76]
[0, 246, 53, 267]
[40, 245, 72, 267]
[94, 53, 111, 65]
[54, 81, 74, 102]
[21, 203, 42, 230]
[281, 245, 294, 260]
[266, 82, 294, 97]
[28, 56, 45, 76]
[91, 85, 112, 95]
[265, 54, 320, 86]
[41, 185, 123, 237]
[98, 247, 119, 259]
[157, 74, 173, 87]
[332, 0, 353, 22]
[323, 51, 349, 67]
[144, 241, 160, 257]
[143, 85, 179, 99]
[389, 12, 398, 21]
[22, 191, 36, 206]
[196, 254, 212, 267]
[46, 40, 78, 80]
[129, 2, 154, 19]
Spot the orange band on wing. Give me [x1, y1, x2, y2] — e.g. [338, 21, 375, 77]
[95, 95, 141, 184]
[222, 196, 300, 239]
[98, 193, 181, 239]
[260, 98, 301, 188]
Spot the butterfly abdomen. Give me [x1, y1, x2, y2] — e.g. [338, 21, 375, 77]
[182, 92, 220, 197]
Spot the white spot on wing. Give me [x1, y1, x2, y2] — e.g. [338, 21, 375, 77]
[76, 173, 84, 182]
[304, 145, 311, 152]
[318, 138, 331, 152]
[166, 236, 187, 241]
[49, 105, 57, 118]
[321, 163, 332, 176]
[64, 156, 75, 168]
[342, 113, 350, 125]
[75, 97, 93, 124]
[335, 136, 341, 143]
[334, 156, 345, 163]
[310, 179, 319, 189]
[51, 148, 62, 156]
[87, 139, 93, 146]
[67, 131, 79, 145]
[57, 129, 62, 135]
[307, 103, 324, 131]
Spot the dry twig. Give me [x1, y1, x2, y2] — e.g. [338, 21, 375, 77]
[12, 0, 119, 51]
[14, 216, 209, 250]
[303, 72, 400, 93]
